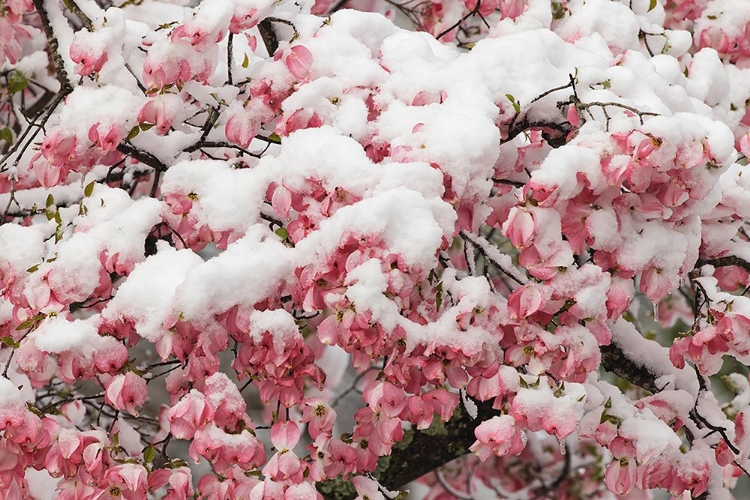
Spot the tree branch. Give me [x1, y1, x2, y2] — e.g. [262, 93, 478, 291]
[65, 0, 95, 31]
[32, 0, 74, 94]
[599, 342, 660, 394]
[696, 255, 750, 274]
[258, 19, 279, 56]
[116, 142, 167, 172]
[318, 398, 500, 499]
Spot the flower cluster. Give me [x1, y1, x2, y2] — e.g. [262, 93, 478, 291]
[4, 0, 750, 498]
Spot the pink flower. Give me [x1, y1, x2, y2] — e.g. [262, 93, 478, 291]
[102, 463, 148, 498]
[605, 456, 637, 495]
[190, 424, 266, 473]
[284, 45, 313, 80]
[203, 372, 248, 431]
[225, 105, 260, 148]
[39, 130, 77, 166]
[70, 35, 108, 76]
[362, 381, 406, 418]
[302, 399, 336, 440]
[148, 467, 194, 500]
[138, 97, 175, 135]
[0, 378, 27, 431]
[270, 420, 301, 452]
[566, 104, 581, 127]
[351, 476, 386, 500]
[271, 185, 293, 219]
[504, 207, 536, 248]
[469, 415, 525, 461]
[230, 7, 260, 33]
[507, 283, 548, 321]
[105, 372, 148, 416]
[88, 122, 123, 152]
[167, 390, 215, 440]
[640, 264, 674, 302]
[606, 277, 634, 319]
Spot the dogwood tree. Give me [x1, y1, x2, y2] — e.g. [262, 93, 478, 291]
[3, 0, 750, 497]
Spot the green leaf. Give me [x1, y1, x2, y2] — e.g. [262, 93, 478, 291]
[139, 123, 155, 132]
[8, 70, 29, 95]
[45, 209, 55, 221]
[126, 126, 140, 140]
[27, 402, 45, 418]
[0, 127, 12, 147]
[165, 459, 187, 469]
[0, 336, 18, 348]
[267, 133, 281, 143]
[505, 93, 520, 113]
[242, 53, 250, 68]
[275, 227, 289, 240]
[16, 318, 35, 331]
[26, 264, 40, 273]
[46, 194, 54, 208]
[143, 445, 156, 463]
[648, 0, 657, 11]
[84, 181, 96, 197]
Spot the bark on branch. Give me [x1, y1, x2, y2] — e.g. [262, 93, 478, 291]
[32, 0, 74, 94]
[599, 342, 660, 394]
[317, 340, 669, 500]
[318, 397, 500, 499]
[696, 255, 750, 274]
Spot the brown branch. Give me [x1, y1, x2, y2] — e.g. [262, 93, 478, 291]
[501, 119, 573, 148]
[599, 342, 660, 394]
[436, 0, 488, 40]
[696, 256, 750, 274]
[257, 19, 279, 57]
[116, 142, 167, 172]
[318, 398, 500, 499]
[65, 0, 95, 30]
[32, 0, 74, 94]
[317, 330, 670, 500]
[257, 17, 300, 57]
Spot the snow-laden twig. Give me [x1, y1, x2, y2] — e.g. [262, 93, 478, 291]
[460, 230, 527, 286]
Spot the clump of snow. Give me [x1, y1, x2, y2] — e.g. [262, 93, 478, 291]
[295, 187, 456, 271]
[29, 315, 119, 367]
[161, 159, 268, 233]
[248, 309, 302, 354]
[102, 242, 204, 342]
[609, 318, 699, 396]
[175, 225, 294, 320]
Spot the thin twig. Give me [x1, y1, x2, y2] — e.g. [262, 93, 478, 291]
[459, 230, 527, 286]
[436, 0, 488, 40]
[227, 33, 234, 85]
[65, 0, 95, 30]
[31, 0, 74, 94]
